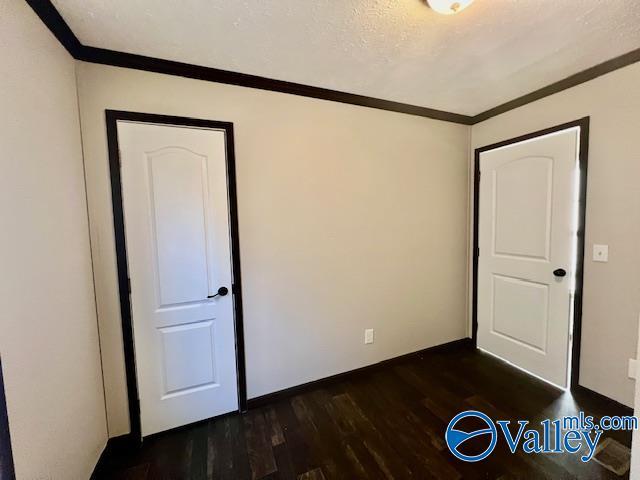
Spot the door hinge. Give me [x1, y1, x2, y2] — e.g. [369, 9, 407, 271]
[127, 277, 131, 293]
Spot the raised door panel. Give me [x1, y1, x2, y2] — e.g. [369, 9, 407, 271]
[491, 274, 548, 353]
[148, 147, 211, 307]
[160, 320, 218, 397]
[493, 156, 553, 260]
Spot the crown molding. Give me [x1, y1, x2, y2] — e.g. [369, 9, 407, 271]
[25, 0, 473, 125]
[78, 45, 474, 124]
[25, 0, 640, 125]
[26, 0, 82, 57]
[473, 47, 640, 123]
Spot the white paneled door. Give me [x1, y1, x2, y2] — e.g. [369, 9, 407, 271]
[477, 128, 580, 387]
[118, 121, 238, 436]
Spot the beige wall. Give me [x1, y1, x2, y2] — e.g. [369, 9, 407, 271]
[75, 62, 471, 436]
[471, 62, 640, 407]
[0, 2, 108, 478]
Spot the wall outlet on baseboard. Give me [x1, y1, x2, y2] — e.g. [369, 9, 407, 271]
[628, 358, 637, 380]
[364, 329, 374, 345]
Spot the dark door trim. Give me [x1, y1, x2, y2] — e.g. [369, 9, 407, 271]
[472, 117, 590, 390]
[105, 110, 247, 442]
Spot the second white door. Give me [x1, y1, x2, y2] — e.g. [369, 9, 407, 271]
[477, 127, 580, 387]
[118, 121, 238, 436]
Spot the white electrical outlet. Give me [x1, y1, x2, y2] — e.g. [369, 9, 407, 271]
[593, 244, 609, 262]
[364, 329, 374, 345]
[629, 358, 637, 379]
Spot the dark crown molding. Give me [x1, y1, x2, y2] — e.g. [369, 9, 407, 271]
[80, 45, 473, 124]
[26, 0, 82, 57]
[473, 48, 640, 123]
[24, 0, 473, 125]
[26, 0, 640, 125]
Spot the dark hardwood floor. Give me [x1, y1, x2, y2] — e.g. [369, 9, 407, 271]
[94, 343, 633, 479]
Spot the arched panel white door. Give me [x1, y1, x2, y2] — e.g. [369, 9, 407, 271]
[477, 127, 580, 387]
[118, 121, 238, 436]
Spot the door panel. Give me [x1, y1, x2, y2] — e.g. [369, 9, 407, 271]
[160, 320, 217, 396]
[493, 157, 552, 260]
[118, 121, 238, 436]
[477, 128, 579, 387]
[148, 147, 210, 306]
[492, 274, 548, 353]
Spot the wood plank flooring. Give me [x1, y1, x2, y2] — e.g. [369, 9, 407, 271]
[94, 343, 633, 479]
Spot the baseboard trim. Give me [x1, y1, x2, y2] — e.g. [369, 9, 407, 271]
[247, 338, 473, 409]
[573, 384, 634, 417]
[89, 338, 472, 475]
[91, 433, 138, 479]
[90, 339, 632, 477]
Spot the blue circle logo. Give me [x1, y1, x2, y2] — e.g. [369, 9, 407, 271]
[445, 410, 497, 462]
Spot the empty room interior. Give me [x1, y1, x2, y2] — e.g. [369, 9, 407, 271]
[3, 0, 640, 478]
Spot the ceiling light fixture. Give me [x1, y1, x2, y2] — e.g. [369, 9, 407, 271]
[427, 0, 474, 15]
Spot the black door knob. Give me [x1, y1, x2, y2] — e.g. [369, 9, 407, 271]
[207, 286, 229, 299]
[553, 268, 567, 278]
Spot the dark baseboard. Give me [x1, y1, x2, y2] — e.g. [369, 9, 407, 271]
[90, 339, 472, 476]
[89, 338, 632, 477]
[247, 338, 473, 409]
[91, 433, 138, 479]
[573, 384, 634, 418]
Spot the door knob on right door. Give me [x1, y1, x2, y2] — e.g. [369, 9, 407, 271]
[553, 268, 567, 278]
[208, 286, 229, 299]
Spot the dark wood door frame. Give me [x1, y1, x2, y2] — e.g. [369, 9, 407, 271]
[106, 110, 247, 443]
[471, 117, 590, 390]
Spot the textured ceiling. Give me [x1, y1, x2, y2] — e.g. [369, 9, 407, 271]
[52, 0, 640, 116]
